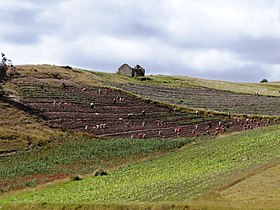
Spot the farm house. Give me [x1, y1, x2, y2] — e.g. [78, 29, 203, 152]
[117, 63, 145, 77]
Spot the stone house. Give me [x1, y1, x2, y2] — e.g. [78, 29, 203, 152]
[117, 64, 145, 77]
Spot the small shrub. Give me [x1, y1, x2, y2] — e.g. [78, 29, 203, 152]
[6, 70, 20, 80]
[0, 188, 6, 193]
[61, 65, 72, 70]
[135, 76, 152, 81]
[260, 78, 269, 83]
[72, 175, 83, 181]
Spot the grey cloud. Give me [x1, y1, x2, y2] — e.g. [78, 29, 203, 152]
[2, 32, 40, 44]
[146, 61, 270, 83]
[169, 36, 280, 68]
[53, 1, 166, 40]
[0, 7, 60, 44]
[0, 9, 40, 44]
[123, 21, 161, 38]
[0, 8, 37, 26]
[59, 50, 120, 72]
[229, 37, 280, 65]
[0, 8, 41, 28]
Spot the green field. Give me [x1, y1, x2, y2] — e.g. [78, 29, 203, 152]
[1, 125, 280, 209]
[0, 136, 190, 193]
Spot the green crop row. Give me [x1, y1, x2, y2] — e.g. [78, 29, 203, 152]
[0, 135, 192, 193]
[1, 125, 279, 206]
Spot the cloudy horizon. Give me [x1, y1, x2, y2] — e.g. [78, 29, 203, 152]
[1, 0, 280, 82]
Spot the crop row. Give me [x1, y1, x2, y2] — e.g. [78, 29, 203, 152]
[1, 125, 279, 205]
[10, 78, 255, 139]
[111, 83, 280, 116]
[0, 136, 191, 193]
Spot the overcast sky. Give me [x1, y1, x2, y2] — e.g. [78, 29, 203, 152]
[1, 0, 280, 82]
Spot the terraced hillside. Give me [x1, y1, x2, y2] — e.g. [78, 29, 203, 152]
[110, 83, 280, 116]
[2, 65, 278, 141]
[9, 77, 239, 139]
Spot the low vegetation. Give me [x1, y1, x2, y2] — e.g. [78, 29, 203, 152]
[0, 97, 64, 156]
[0, 135, 190, 193]
[1, 125, 279, 209]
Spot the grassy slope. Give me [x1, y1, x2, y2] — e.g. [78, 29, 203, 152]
[1, 125, 280, 209]
[90, 71, 280, 96]
[0, 97, 64, 155]
[216, 163, 280, 208]
[16, 65, 280, 96]
[174, 76, 280, 96]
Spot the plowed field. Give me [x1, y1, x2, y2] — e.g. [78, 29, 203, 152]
[9, 77, 267, 139]
[111, 83, 280, 116]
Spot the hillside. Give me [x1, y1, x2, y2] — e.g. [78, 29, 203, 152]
[3, 64, 271, 144]
[1, 64, 280, 209]
[0, 91, 64, 157]
[1, 125, 280, 210]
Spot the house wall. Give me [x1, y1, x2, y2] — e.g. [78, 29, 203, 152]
[118, 64, 145, 77]
[134, 68, 145, 76]
[134, 65, 145, 76]
[118, 64, 133, 77]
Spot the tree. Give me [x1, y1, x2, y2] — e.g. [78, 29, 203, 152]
[0, 53, 7, 82]
[0, 53, 14, 82]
